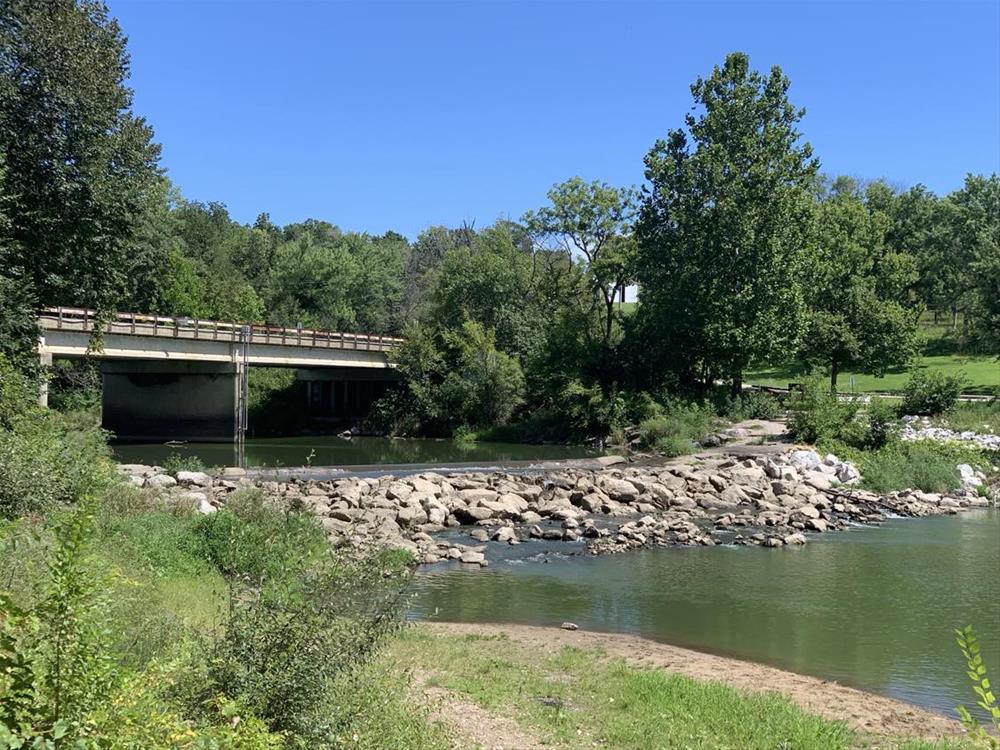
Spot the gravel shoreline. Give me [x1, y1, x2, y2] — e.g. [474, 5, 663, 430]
[118, 446, 995, 566]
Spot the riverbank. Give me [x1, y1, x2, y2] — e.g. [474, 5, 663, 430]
[393, 622, 970, 748]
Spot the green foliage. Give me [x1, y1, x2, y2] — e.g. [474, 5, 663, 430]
[636, 51, 818, 391]
[654, 435, 695, 457]
[524, 177, 638, 350]
[855, 442, 962, 494]
[0, 358, 115, 519]
[0, 500, 115, 744]
[787, 376, 861, 445]
[863, 398, 901, 450]
[380, 321, 525, 435]
[556, 380, 626, 440]
[193, 489, 328, 587]
[799, 179, 921, 389]
[901, 370, 969, 415]
[638, 404, 715, 455]
[955, 625, 1000, 748]
[0, 0, 162, 314]
[188, 510, 416, 744]
[739, 390, 782, 420]
[162, 453, 207, 474]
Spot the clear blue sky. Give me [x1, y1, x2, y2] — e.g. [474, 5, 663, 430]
[108, 0, 1000, 239]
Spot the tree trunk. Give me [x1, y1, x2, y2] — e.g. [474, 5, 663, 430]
[604, 296, 615, 348]
[730, 374, 742, 398]
[830, 359, 839, 392]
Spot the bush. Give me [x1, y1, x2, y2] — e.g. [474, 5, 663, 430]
[855, 442, 973, 494]
[0, 407, 115, 519]
[739, 390, 781, 420]
[193, 548, 415, 744]
[900, 370, 968, 416]
[193, 489, 329, 588]
[860, 398, 901, 450]
[654, 435, 694, 457]
[638, 403, 715, 453]
[0, 500, 282, 748]
[787, 375, 860, 445]
[162, 452, 207, 474]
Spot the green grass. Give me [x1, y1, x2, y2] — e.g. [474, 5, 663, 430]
[936, 401, 1000, 433]
[748, 353, 999, 395]
[391, 628, 966, 750]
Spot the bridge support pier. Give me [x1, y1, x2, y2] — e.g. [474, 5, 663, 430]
[37, 346, 52, 408]
[102, 361, 244, 442]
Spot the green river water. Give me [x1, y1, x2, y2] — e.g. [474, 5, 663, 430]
[112, 435, 599, 468]
[412, 510, 1000, 717]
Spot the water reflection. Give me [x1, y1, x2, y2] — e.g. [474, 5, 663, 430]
[412, 511, 1000, 716]
[112, 435, 599, 468]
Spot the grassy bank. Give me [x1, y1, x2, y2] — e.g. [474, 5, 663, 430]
[748, 353, 999, 395]
[391, 627, 973, 750]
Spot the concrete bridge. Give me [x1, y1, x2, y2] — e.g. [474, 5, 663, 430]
[38, 308, 403, 442]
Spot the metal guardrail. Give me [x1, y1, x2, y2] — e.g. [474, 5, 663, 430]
[38, 307, 405, 353]
[747, 383, 996, 403]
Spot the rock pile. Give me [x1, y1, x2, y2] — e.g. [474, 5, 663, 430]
[117, 446, 993, 567]
[901, 415, 1000, 451]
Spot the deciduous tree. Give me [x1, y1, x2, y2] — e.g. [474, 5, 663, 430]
[635, 52, 818, 393]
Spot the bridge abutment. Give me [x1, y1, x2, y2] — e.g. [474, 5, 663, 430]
[102, 361, 243, 442]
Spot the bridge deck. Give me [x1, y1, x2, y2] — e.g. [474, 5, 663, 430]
[38, 307, 404, 353]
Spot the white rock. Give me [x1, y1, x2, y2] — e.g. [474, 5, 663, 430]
[789, 450, 822, 471]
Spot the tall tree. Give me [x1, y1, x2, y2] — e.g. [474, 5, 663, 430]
[951, 174, 1000, 350]
[635, 52, 819, 393]
[0, 0, 161, 312]
[524, 178, 637, 350]
[800, 179, 920, 389]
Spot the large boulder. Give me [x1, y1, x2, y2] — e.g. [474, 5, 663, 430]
[145, 473, 177, 489]
[176, 470, 211, 487]
[599, 477, 640, 504]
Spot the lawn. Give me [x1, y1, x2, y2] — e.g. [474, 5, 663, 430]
[748, 353, 999, 395]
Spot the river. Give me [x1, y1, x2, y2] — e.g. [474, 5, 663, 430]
[112, 435, 599, 468]
[412, 509, 1000, 718]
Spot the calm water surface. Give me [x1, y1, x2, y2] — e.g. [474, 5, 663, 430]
[112, 435, 599, 468]
[412, 510, 1000, 716]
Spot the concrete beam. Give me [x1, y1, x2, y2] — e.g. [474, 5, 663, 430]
[39, 329, 392, 370]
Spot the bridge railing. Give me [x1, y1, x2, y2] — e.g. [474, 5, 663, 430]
[38, 307, 405, 353]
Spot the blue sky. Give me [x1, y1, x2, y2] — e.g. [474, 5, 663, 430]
[108, 0, 1000, 239]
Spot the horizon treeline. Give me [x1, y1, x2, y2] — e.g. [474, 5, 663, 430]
[1, 1, 997, 438]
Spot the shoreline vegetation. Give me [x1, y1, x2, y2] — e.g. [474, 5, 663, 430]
[398, 621, 970, 747]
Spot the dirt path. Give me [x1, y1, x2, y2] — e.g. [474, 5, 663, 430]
[426, 622, 965, 742]
[411, 669, 548, 750]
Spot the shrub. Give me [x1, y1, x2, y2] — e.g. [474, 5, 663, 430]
[857, 442, 963, 494]
[786, 375, 860, 445]
[654, 435, 694, 457]
[860, 398, 901, 450]
[162, 452, 207, 474]
[900, 370, 968, 416]
[0, 407, 115, 519]
[0, 500, 281, 748]
[193, 549, 416, 744]
[452, 425, 478, 449]
[193, 489, 329, 588]
[739, 390, 782, 420]
[638, 404, 715, 454]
